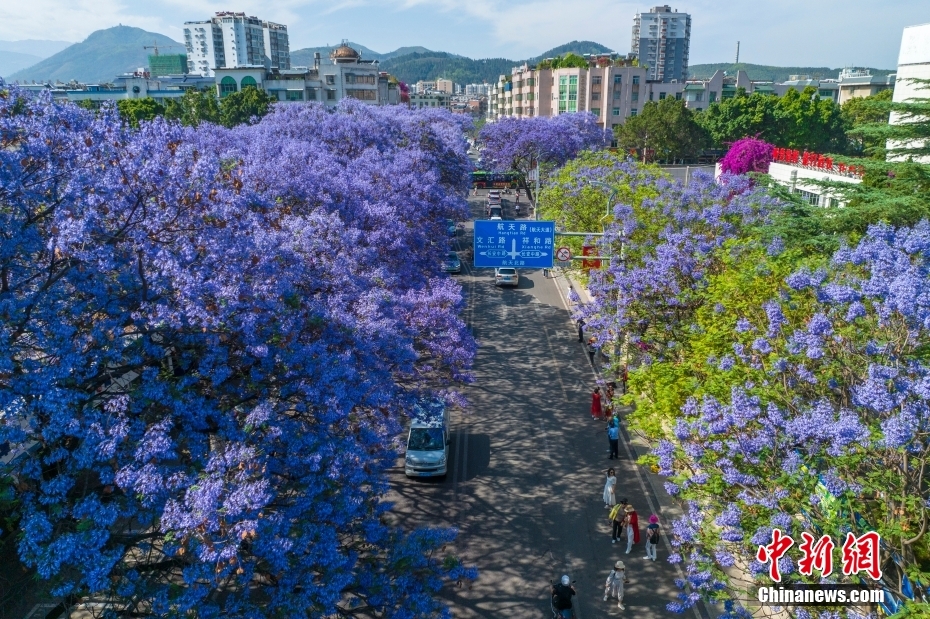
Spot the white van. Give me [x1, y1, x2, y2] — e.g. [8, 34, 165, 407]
[404, 400, 450, 478]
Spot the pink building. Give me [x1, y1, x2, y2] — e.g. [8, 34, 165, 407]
[488, 53, 684, 130]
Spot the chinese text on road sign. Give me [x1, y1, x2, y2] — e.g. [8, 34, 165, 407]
[473, 220, 555, 268]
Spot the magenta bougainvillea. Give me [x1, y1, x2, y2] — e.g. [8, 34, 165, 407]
[719, 137, 774, 175]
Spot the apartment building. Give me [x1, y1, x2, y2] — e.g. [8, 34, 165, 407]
[409, 91, 451, 109]
[435, 78, 455, 94]
[184, 12, 291, 76]
[488, 54, 666, 130]
[631, 5, 691, 83]
[214, 44, 398, 105]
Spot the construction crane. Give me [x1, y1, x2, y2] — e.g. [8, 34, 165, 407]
[144, 42, 185, 56]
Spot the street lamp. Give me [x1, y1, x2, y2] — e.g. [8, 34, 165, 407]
[588, 180, 618, 234]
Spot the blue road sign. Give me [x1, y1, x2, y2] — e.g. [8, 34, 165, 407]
[473, 220, 555, 268]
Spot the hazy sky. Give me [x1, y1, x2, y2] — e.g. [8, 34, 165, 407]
[1, 0, 928, 67]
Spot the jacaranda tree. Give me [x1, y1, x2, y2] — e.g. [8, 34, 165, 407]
[576, 160, 930, 616]
[478, 112, 611, 201]
[0, 85, 476, 618]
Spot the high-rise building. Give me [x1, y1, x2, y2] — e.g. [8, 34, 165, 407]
[184, 12, 290, 76]
[631, 5, 691, 83]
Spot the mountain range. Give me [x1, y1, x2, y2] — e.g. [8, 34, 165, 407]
[9, 26, 181, 84]
[1, 25, 894, 90]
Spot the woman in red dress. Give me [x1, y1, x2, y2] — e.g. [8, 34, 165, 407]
[591, 387, 602, 419]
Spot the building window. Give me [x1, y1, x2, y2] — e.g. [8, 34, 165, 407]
[695, 92, 703, 101]
[219, 76, 237, 97]
[592, 76, 602, 85]
[325, 75, 335, 85]
[675, 92, 682, 100]
[592, 92, 600, 101]
[613, 90, 621, 99]
[631, 108, 638, 116]
[326, 89, 336, 100]
[528, 78, 535, 87]
[632, 76, 640, 85]
[241, 76, 258, 89]
[591, 108, 600, 116]
[796, 189, 820, 206]
[631, 92, 638, 101]
[659, 92, 666, 100]
[614, 75, 622, 84]
[649, 91, 654, 101]
[612, 107, 620, 116]
[306, 88, 318, 100]
[286, 90, 303, 101]
[709, 91, 717, 102]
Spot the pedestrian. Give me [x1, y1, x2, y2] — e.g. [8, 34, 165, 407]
[604, 383, 615, 417]
[607, 417, 620, 460]
[624, 505, 641, 554]
[591, 387, 602, 420]
[577, 318, 585, 342]
[620, 364, 629, 395]
[609, 498, 627, 544]
[645, 514, 660, 561]
[587, 337, 597, 364]
[603, 560, 626, 610]
[603, 468, 616, 508]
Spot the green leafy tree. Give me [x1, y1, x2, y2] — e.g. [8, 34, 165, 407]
[696, 86, 844, 152]
[219, 85, 276, 128]
[163, 88, 221, 127]
[841, 88, 893, 156]
[616, 98, 707, 162]
[116, 97, 165, 127]
[850, 78, 930, 161]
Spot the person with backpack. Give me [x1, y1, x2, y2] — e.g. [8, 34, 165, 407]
[603, 560, 626, 610]
[645, 514, 660, 561]
[609, 498, 627, 544]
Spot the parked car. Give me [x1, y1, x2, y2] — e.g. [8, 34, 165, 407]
[443, 251, 462, 273]
[495, 267, 519, 287]
[404, 400, 450, 478]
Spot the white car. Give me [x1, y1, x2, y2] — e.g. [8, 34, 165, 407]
[487, 189, 501, 199]
[495, 267, 519, 287]
[404, 402, 450, 478]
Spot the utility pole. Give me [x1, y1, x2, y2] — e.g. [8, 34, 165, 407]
[735, 41, 740, 64]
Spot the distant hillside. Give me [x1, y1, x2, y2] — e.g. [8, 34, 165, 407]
[0, 39, 73, 58]
[9, 26, 182, 84]
[381, 41, 615, 85]
[380, 53, 515, 86]
[528, 40, 614, 64]
[688, 62, 896, 82]
[290, 42, 388, 65]
[0, 51, 42, 78]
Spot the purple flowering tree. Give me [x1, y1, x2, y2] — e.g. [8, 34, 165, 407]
[718, 137, 774, 175]
[0, 88, 476, 617]
[478, 113, 611, 201]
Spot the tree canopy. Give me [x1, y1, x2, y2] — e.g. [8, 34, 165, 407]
[0, 85, 477, 618]
[615, 98, 708, 163]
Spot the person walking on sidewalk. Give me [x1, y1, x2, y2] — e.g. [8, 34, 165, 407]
[609, 499, 627, 544]
[624, 505, 641, 554]
[591, 387, 602, 420]
[603, 560, 626, 610]
[603, 468, 616, 508]
[645, 514, 660, 561]
[607, 417, 620, 460]
[604, 383, 615, 417]
[577, 318, 585, 343]
[587, 337, 597, 364]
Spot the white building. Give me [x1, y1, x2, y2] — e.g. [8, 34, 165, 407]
[889, 22, 930, 163]
[214, 44, 399, 106]
[465, 83, 490, 96]
[409, 91, 451, 110]
[631, 5, 691, 83]
[184, 12, 290, 76]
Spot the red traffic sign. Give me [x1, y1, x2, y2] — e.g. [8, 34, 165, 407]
[555, 246, 572, 262]
[582, 245, 601, 269]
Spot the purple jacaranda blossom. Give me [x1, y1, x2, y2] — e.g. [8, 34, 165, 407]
[735, 317, 753, 333]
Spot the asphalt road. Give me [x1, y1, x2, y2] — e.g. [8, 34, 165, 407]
[384, 193, 687, 619]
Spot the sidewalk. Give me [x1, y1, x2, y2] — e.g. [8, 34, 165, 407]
[548, 266, 714, 619]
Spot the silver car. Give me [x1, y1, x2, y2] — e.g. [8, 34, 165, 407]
[495, 267, 519, 287]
